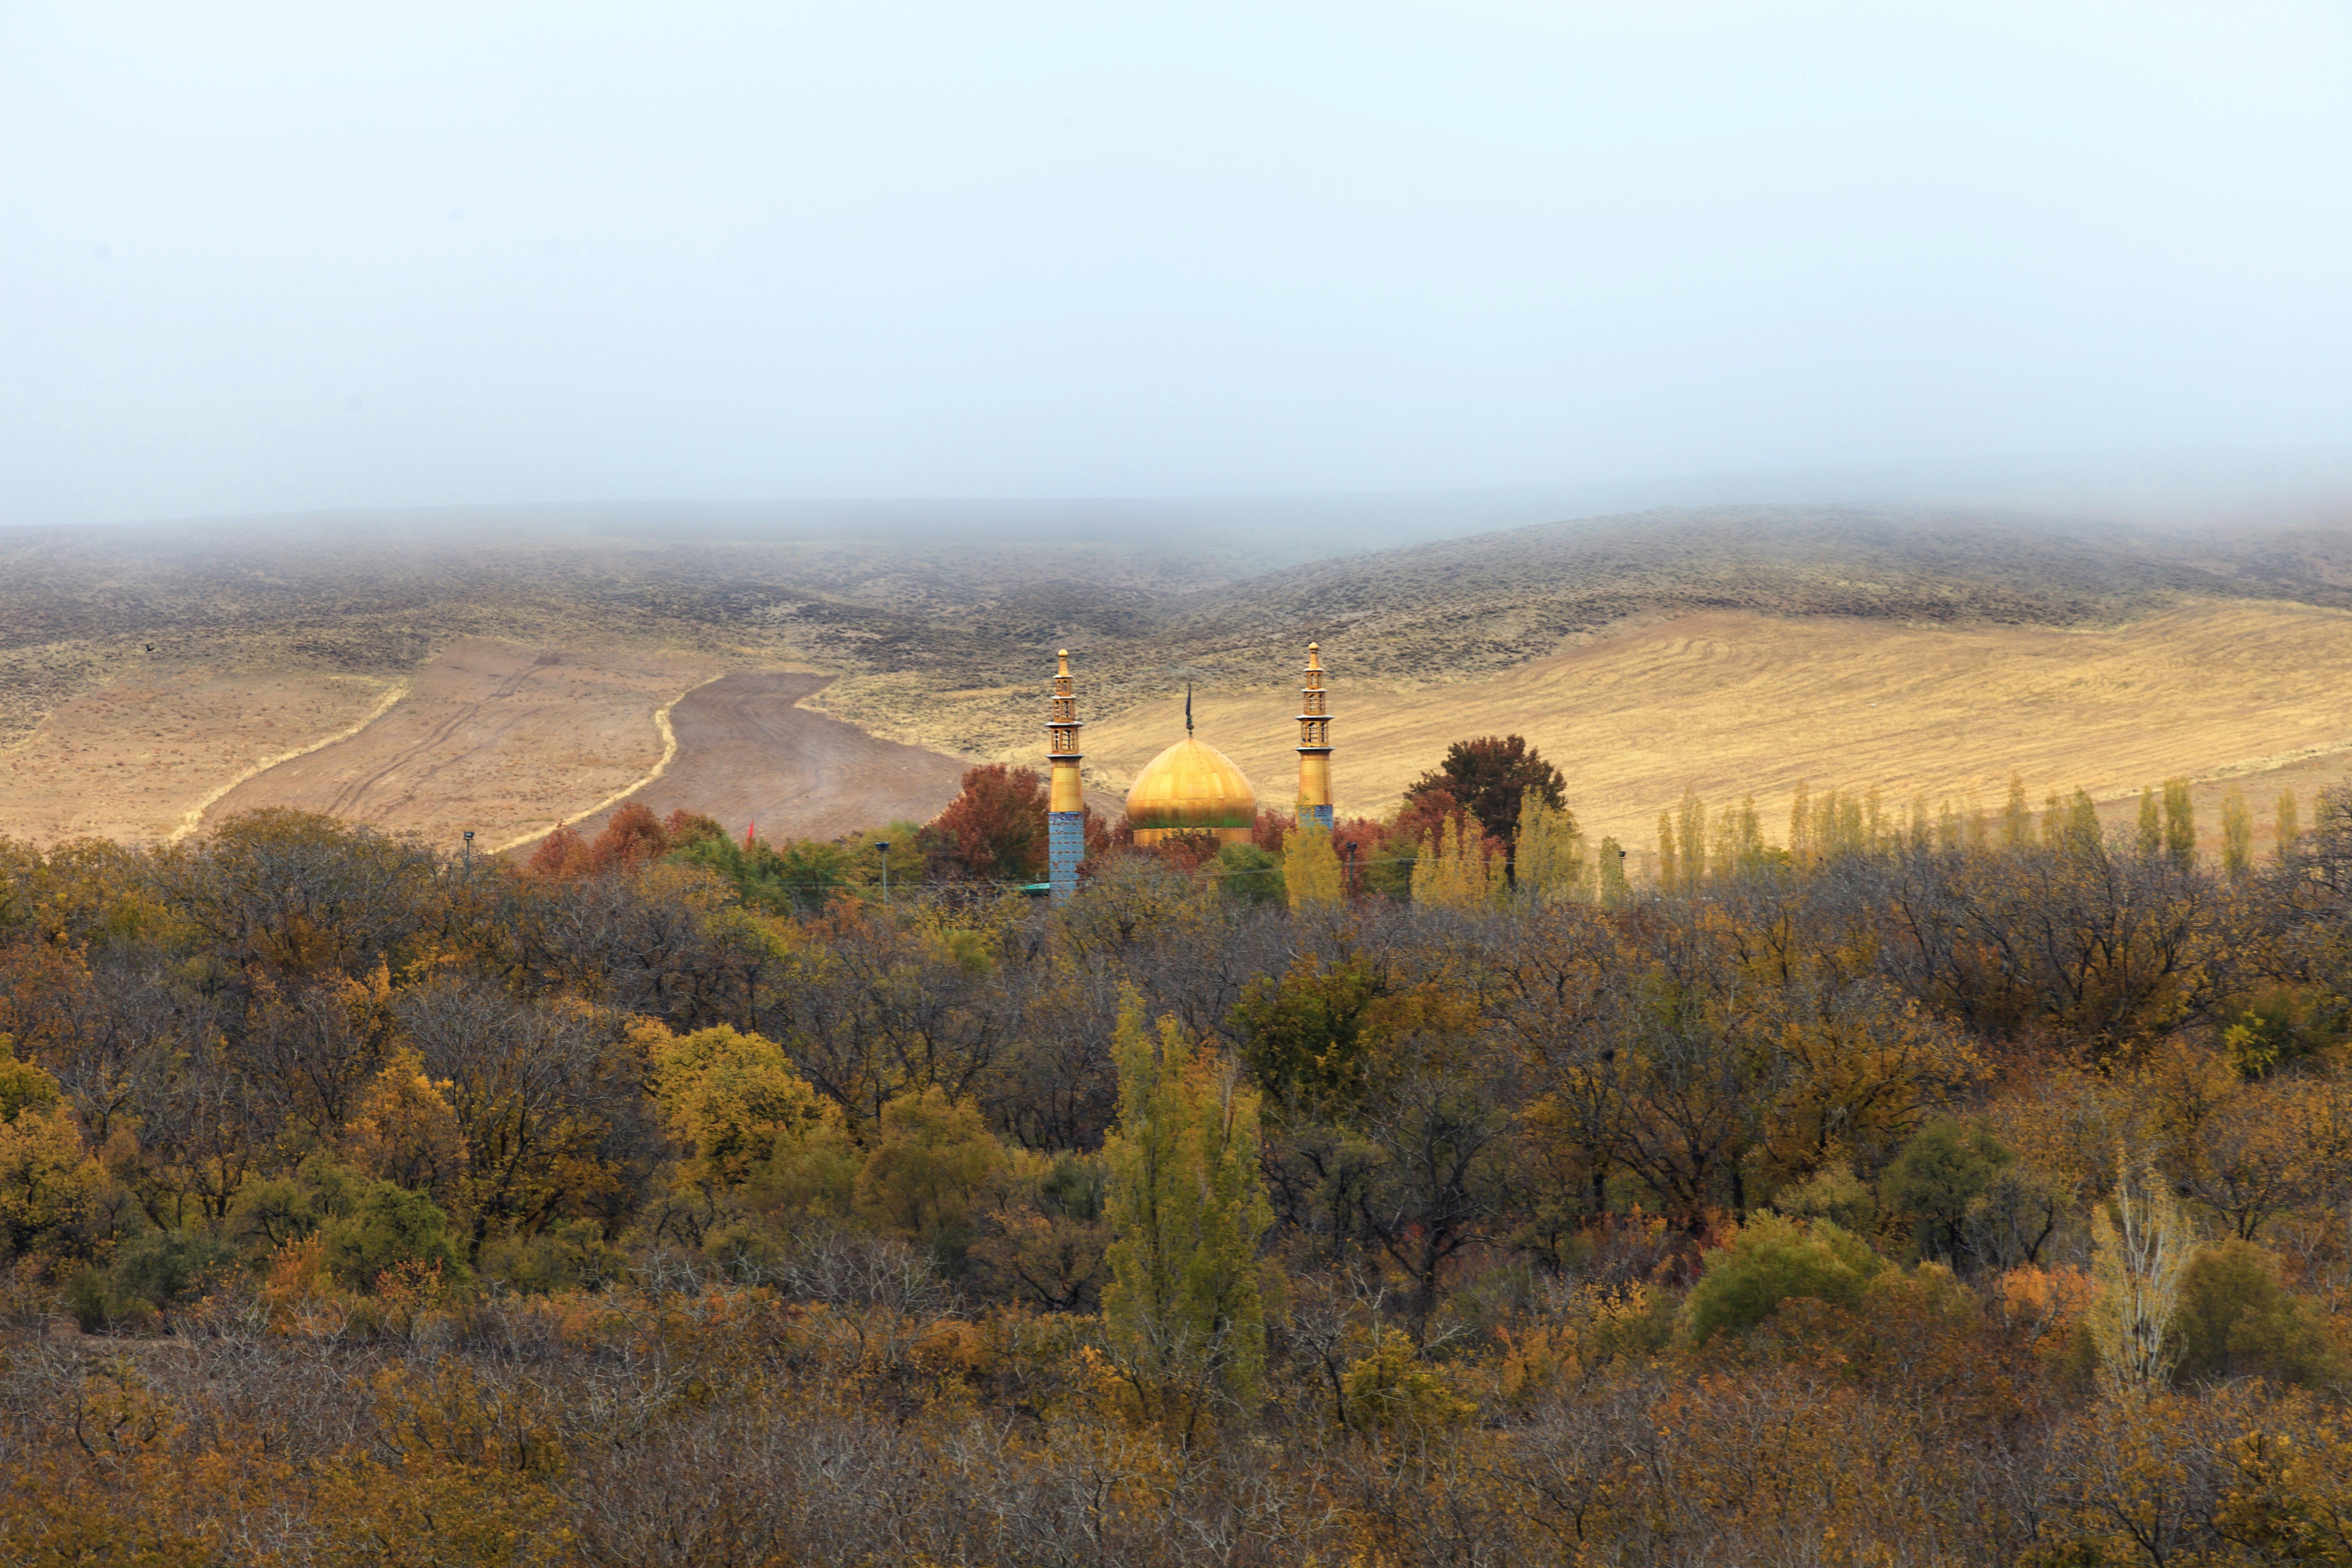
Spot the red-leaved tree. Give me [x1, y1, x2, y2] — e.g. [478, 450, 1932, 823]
[921, 765, 1050, 883]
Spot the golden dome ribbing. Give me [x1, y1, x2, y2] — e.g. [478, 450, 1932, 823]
[1125, 737, 1259, 844]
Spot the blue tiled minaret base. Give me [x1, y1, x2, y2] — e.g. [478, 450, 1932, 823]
[1048, 811, 1085, 901]
[1299, 804, 1334, 833]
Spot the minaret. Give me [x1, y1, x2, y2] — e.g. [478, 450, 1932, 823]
[1296, 641, 1334, 831]
[1046, 648, 1085, 901]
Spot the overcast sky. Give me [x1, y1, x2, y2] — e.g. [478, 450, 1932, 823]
[4, 3, 2349, 528]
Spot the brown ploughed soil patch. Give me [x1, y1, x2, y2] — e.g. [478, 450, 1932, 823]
[1077, 599, 2352, 856]
[0, 667, 402, 846]
[202, 638, 730, 852]
[566, 672, 967, 846]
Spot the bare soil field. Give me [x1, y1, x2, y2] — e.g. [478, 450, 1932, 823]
[564, 673, 967, 846]
[1077, 599, 2352, 855]
[0, 666, 401, 846]
[198, 639, 732, 852]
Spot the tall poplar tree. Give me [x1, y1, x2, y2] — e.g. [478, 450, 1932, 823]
[2001, 774, 2032, 848]
[1283, 811, 1344, 912]
[1512, 789, 1585, 904]
[1100, 991, 1272, 1445]
[2137, 788, 2162, 859]
[2220, 785, 2253, 882]
[1596, 836, 1631, 905]
[1676, 789, 1707, 892]
[2162, 777, 2195, 871]
[2277, 789, 2302, 864]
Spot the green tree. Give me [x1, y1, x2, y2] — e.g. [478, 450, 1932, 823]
[1681, 1212, 1883, 1344]
[2138, 787, 2162, 859]
[2162, 776, 2196, 870]
[1210, 841, 1285, 907]
[2277, 789, 2302, 864]
[1100, 991, 1272, 1444]
[321, 1181, 468, 1293]
[2220, 785, 2254, 882]
[1883, 1118, 2013, 1264]
[1595, 836, 1631, 905]
[1231, 956, 1385, 1117]
[853, 1086, 1004, 1260]
[2171, 1239, 2340, 1387]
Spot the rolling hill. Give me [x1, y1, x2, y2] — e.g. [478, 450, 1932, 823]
[2, 502, 2348, 858]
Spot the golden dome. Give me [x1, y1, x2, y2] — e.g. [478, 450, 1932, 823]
[1125, 737, 1259, 844]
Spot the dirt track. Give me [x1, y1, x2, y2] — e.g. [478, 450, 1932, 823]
[201, 639, 731, 851]
[566, 672, 968, 846]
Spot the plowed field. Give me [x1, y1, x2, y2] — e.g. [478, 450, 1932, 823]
[199, 639, 731, 851]
[563, 673, 967, 846]
[0, 667, 402, 846]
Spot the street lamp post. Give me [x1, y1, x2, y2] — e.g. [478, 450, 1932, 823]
[463, 830, 474, 870]
[875, 840, 891, 906]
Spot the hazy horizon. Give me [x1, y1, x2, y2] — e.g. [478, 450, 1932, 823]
[7, 4, 2351, 530]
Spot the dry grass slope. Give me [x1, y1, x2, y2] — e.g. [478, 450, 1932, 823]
[1080, 599, 2352, 854]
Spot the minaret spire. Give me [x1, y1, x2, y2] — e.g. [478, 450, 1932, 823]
[1046, 648, 1085, 902]
[1296, 641, 1334, 831]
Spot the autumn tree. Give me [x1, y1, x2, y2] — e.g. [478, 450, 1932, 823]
[1512, 788, 1585, 904]
[1596, 836, 1631, 905]
[2088, 1149, 2195, 1393]
[1283, 815, 1344, 912]
[2220, 785, 2253, 882]
[921, 764, 1050, 883]
[1404, 735, 1565, 879]
[1411, 812, 1499, 909]
[2163, 776, 2196, 871]
[1100, 991, 1271, 1444]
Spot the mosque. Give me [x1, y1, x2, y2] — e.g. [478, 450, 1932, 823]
[1044, 642, 1334, 900]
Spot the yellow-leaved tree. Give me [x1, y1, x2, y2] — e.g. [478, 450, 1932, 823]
[1100, 990, 1271, 1448]
[342, 1045, 466, 1200]
[1283, 805, 1344, 912]
[0, 1037, 104, 1259]
[643, 1021, 854, 1212]
[1511, 787, 1584, 904]
[2088, 1148, 2195, 1395]
[2220, 785, 2253, 882]
[1411, 813, 1498, 909]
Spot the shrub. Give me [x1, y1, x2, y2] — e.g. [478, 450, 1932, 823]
[854, 1087, 1004, 1261]
[108, 1228, 237, 1313]
[2172, 1240, 2340, 1388]
[1883, 1118, 2013, 1264]
[1211, 842, 1285, 907]
[1682, 1213, 1884, 1344]
[480, 1219, 627, 1296]
[320, 1182, 468, 1294]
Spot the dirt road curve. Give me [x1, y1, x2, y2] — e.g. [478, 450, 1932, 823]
[568, 673, 967, 845]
